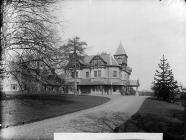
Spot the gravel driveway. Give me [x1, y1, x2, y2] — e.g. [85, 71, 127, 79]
[1, 95, 147, 140]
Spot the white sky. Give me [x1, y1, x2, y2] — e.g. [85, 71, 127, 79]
[53, 0, 186, 90]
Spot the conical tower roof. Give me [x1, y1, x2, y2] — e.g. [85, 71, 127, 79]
[114, 41, 127, 56]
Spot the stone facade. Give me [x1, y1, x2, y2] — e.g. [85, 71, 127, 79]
[65, 42, 139, 95]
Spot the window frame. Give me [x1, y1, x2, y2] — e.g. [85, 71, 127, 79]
[86, 71, 89, 78]
[71, 71, 78, 78]
[113, 71, 117, 77]
[113, 86, 117, 92]
[98, 70, 101, 78]
[11, 84, 17, 90]
[71, 72, 74, 78]
[94, 71, 97, 77]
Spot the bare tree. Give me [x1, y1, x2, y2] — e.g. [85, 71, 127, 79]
[1, 0, 65, 93]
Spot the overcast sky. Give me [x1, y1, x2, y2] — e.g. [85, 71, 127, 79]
[53, 0, 186, 90]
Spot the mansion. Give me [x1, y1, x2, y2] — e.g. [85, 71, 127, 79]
[65, 42, 139, 95]
[2, 42, 139, 96]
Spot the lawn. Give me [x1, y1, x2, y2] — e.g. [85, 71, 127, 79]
[114, 97, 185, 140]
[1, 94, 110, 128]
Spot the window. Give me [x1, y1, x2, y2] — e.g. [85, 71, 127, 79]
[92, 86, 95, 92]
[94, 71, 97, 77]
[86, 72, 89, 78]
[71, 72, 78, 78]
[113, 71, 117, 77]
[71, 72, 74, 78]
[113, 86, 117, 92]
[11, 84, 17, 90]
[95, 62, 98, 67]
[94, 70, 101, 78]
[98, 70, 101, 77]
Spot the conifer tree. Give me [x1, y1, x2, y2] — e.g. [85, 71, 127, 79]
[152, 55, 180, 102]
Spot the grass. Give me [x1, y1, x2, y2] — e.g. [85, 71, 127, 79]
[1, 94, 110, 128]
[114, 97, 185, 140]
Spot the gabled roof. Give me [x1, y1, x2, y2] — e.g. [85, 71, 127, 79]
[83, 55, 94, 64]
[84, 53, 119, 66]
[100, 53, 118, 65]
[114, 41, 127, 56]
[89, 55, 107, 64]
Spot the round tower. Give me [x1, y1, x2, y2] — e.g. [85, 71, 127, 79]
[114, 41, 128, 69]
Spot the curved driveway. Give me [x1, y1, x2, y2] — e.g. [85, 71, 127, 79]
[1, 95, 147, 140]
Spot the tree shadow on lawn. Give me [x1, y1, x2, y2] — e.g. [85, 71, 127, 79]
[1, 94, 110, 128]
[168, 109, 184, 121]
[114, 98, 185, 140]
